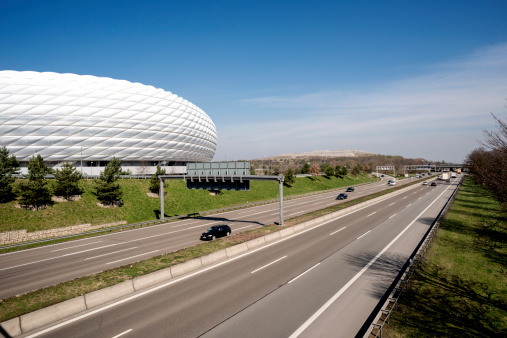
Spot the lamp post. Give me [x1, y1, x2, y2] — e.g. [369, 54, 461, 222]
[91, 161, 93, 176]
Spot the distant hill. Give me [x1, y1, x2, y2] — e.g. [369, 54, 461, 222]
[263, 150, 378, 160]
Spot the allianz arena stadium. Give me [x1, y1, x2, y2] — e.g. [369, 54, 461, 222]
[0, 71, 217, 174]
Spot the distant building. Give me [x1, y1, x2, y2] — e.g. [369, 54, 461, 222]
[0, 71, 217, 174]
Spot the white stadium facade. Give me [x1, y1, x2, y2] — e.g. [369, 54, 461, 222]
[0, 71, 217, 175]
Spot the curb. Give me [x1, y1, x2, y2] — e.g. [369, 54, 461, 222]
[1, 182, 422, 337]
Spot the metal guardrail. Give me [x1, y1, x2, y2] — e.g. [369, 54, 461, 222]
[0, 179, 380, 251]
[367, 176, 464, 338]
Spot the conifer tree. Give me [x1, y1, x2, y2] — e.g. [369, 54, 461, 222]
[18, 154, 52, 210]
[0, 146, 20, 202]
[95, 157, 123, 206]
[54, 162, 83, 200]
[284, 167, 295, 187]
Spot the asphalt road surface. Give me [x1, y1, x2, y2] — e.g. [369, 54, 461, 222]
[20, 177, 460, 338]
[0, 176, 416, 300]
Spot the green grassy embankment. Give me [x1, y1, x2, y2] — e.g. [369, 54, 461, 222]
[0, 175, 373, 232]
[385, 176, 507, 337]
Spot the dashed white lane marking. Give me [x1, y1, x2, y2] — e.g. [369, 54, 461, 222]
[112, 329, 132, 338]
[406, 204, 412, 208]
[251, 256, 287, 274]
[357, 230, 371, 239]
[0, 243, 122, 271]
[388, 203, 395, 206]
[106, 250, 159, 265]
[84, 247, 138, 261]
[51, 241, 103, 252]
[329, 227, 346, 235]
[389, 214, 397, 219]
[367, 212, 376, 217]
[289, 263, 321, 284]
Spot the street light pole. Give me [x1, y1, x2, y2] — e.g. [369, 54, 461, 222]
[81, 147, 83, 175]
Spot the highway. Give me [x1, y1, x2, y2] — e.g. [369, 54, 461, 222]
[20, 177, 460, 338]
[0, 176, 415, 300]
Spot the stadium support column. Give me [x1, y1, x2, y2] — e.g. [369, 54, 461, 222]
[278, 175, 284, 225]
[160, 177, 164, 219]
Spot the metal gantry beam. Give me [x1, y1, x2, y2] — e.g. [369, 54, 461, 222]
[158, 174, 285, 226]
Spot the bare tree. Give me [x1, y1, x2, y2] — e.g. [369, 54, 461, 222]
[481, 113, 507, 153]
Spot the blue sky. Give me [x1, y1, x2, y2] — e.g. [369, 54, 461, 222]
[1, 0, 506, 163]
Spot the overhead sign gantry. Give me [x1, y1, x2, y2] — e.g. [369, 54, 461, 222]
[158, 161, 285, 225]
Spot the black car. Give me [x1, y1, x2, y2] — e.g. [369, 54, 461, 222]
[200, 225, 231, 241]
[337, 193, 348, 200]
[346, 187, 354, 192]
[431, 182, 437, 186]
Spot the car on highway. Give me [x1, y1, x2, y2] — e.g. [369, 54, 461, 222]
[200, 225, 231, 241]
[422, 181, 428, 185]
[346, 187, 354, 192]
[431, 182, 437, 186]
[388, 180, 396, 185]
[336, 193, 348, 200]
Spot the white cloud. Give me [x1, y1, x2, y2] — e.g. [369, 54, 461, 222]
[215, 43, 507, 163]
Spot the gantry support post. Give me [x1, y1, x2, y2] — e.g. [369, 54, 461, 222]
[278, 175, 284, 225]
[160, 177, 164, 219]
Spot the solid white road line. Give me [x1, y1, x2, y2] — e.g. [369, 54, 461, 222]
[233, 224, 258, 231]
[51, 241, 103, 252]
[111, 329, 132, 338]
[288, 263, 321, 284]
[329, 227, 346, 236]
[106, 251, 159, 265]
[251, 256, 287, 274]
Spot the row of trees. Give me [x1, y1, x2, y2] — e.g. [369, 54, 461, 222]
[251, 154, 434, 177]
[0, 148, 126, 210]
[466, 113, 507, 211]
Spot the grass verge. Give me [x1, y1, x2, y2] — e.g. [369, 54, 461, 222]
[0, 178, 414, 323]
[384, 176, 507, 337]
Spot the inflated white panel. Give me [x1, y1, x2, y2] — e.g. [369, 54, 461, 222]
[0, 71, 217, 161]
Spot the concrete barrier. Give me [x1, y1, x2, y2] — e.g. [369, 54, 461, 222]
[20, 296, 86, 333]
[292, 223, 306, 233]
[280, 227, 294, 237]
[303, 219, 316, 228]
[264, 231, 281, 243]
[0, 317, 21, 337]
[246, 237, 266, 250]
[170, 258, 203, 277]
[85, 280, 135, 309]
[225, 243, 248, 257]
[133, 268, 173, 291]
[200, 249, 228, 266]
